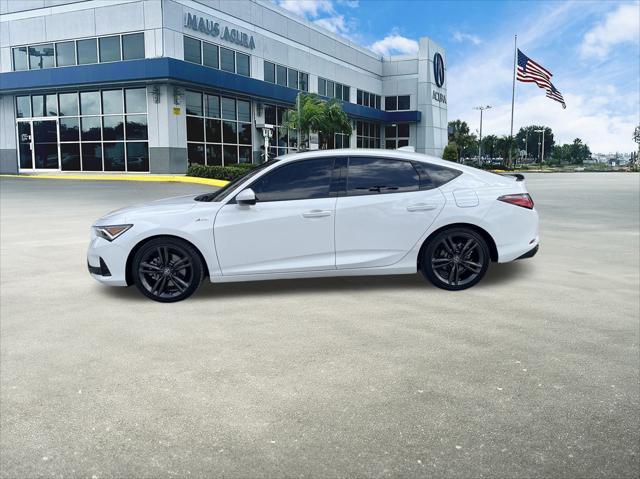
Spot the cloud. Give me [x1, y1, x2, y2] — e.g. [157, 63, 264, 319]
[314, 15, 350, 35]
[452, 31, 481, 45]
[369, 34, 419, 56]
[580, 3, 640, 58]
[276, 0, 334, 18]
[336, 0, 359, 7]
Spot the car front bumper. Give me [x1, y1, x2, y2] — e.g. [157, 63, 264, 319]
[87, 235, 129, 286]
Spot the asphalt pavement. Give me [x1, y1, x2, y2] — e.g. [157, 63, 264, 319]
[0, 173, 638, 478]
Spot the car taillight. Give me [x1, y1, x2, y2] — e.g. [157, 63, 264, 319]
[498, 193, 534, 209]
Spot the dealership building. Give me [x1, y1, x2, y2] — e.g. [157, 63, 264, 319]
[0, 0, 447, 174]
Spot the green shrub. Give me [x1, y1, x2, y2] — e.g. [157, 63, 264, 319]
[187, 163, 257, 181]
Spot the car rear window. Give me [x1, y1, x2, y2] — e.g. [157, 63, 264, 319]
[411, 161, 462, 190]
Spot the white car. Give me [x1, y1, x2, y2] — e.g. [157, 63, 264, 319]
[88, 149, 539, 302]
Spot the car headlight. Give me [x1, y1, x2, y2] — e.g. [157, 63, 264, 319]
[94, 224, 132, 242]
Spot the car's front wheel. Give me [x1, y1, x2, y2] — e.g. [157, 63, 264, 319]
[132, 237, 203, 302]
[421, 228, 490, 290]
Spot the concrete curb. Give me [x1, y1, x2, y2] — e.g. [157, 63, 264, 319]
[0, 174, 229, 187]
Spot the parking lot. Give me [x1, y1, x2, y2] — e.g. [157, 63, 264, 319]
[1, 173, 638, 478]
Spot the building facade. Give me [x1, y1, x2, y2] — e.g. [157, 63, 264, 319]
[0, 0, 447, 174]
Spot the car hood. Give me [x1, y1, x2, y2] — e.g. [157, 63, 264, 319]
[95, 194, 202, 224]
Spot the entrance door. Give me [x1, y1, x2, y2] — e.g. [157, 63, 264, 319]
[17, 119, 59, 170]
[32, 120, 59, 169]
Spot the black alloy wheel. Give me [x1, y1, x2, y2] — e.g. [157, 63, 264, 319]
[422, 228, 490, 290]
[132, 238, 203, 302]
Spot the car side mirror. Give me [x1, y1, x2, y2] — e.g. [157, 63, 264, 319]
[236, 188, 256, 206]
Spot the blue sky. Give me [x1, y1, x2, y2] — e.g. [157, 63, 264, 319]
[275, 0, 640, 153]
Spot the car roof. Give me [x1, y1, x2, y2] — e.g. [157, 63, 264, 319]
[275, 149, 513, 186]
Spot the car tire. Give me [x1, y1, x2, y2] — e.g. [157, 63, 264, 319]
[421, 227, 490, 291]
[132, 237, 203, 302]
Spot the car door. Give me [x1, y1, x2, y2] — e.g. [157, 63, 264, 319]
[214, 157, 338, 275]
[335, 156, 446, 269]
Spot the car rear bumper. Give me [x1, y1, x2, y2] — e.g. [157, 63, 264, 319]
[516, 244, 539, 260]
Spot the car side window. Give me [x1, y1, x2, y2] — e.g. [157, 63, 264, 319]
[347, 157, 419, 196]
[411, 161, 462, 190]
[250, 158, 335, 202]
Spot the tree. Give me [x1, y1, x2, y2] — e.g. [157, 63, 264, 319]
[283, 93, 352, 150]
[448, 120, 478, 159]
[515, 125, 555, 160]
[495, 135, 517, 162]
[551, 138, 592, 165]
[481, 134, 498, 158]
[442, 142, 459, 162]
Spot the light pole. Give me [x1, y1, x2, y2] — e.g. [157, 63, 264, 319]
[535, 128, 545, 164]
[473, 105, 491, 161]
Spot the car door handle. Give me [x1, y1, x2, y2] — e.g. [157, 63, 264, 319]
[407, 203, 438, 212]
[302, 210, 332, 218]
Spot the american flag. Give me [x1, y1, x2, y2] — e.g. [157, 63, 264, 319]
[517, 49, 566, 109]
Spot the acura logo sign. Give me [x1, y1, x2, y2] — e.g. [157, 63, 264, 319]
[433, 52, 445, 88]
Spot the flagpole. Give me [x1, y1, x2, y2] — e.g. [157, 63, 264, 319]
[509, 34, 517, 167]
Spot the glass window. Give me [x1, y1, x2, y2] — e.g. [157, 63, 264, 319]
[186, 116, 204, 142]
[265, 104, 276, 125]
[205, 95, 220, 118]
[223, 145, 238, 165]
[398, 139, 409, 147]
[236, 52, 250, 76]
[125, 115, 148, 140]
[31, 95, 45, 117]
[16, 96, 31, 118]
[203, 42, 219, 68]
[81, 116, 101, 141]
[205, 119, 221, 143]
[318, 78, 326, 96]
[126, 142, 149, 171]
[264, 61, 275, 83]
[398, 123, 410, 137]
[398, 95, 410, 110]
[411, 162, 462, 190]
[122, 33, 145, 60]
[221, 97, 236, 120]
[237, 100, 251, 122]
[99, 36, 121, 62]
[60, 143, 81, 170]
[13, 47, 29, 71]
[288, 69, 298, 89]
[276, 65, 287, 86]
[125, 88, 146, 113]
[326, 80, 335, 98]
[28, 44, 54, 69]
[188, 143, 205, 166]
[59, 117, 79, 141]
[81, 143, 102, 171]
[385, 96, 397, 111]
[185, 91, 203, 116]
[220, 47, 235, 72]
[45, 94, 57, 116]
[238, 123, 251, 144]
[103, 116, 124, 140]
[299, 72, 308, 91]
[250, 158, 334, 202]
[335, 85, 343, 101]
[80, 91, 101, 115]
[385, 125, 396, 138]
[343, 86, 350, 102]
[206, 144, 222, 166]
[347, 158, 418, 195]
[102, 90, 123, 114]
[77, 38, 98, 64]
[103, 142, 125, 171]
[183, 36, 202, 64]
[385, 139, 396, 149]
[222, 121, 237, 143]
[239, 146, 251, 163]
[55, 41, 76, 67]
[375, 95, 381, 110]
[58, 93, 78, 116]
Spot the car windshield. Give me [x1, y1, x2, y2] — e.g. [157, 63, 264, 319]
[194, 160, 280, 203]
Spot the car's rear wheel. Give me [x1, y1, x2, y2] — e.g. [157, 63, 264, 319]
[421, 228, 490, 290]
[132, 237, 203, 302]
